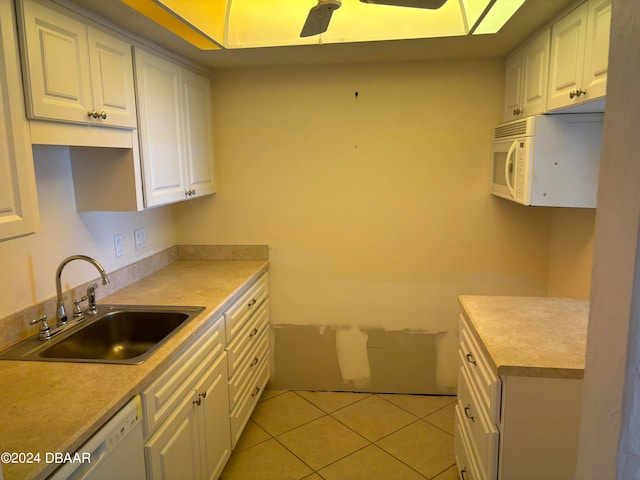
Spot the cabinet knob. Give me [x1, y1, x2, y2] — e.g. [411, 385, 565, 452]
[251, 386, 261, 398]
[193, 396, 202, 406]
[250, 356, 260, 368]
[185, 189, 196, 197]
[200, 391, 207, 399]
[87, 110, 108, 119]
[460, 467, 469, 480]
[249, 327, 259, 338]
[569, 89, 587, 99]
[247, 298, 257, 308]
[512, 108, 522, 116]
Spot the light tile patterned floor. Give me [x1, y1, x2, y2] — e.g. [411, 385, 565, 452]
[221, 390, 458, 480]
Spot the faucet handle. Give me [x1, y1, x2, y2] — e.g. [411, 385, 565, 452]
[30, 315, 51, 340]
[72, 296, 88, 317]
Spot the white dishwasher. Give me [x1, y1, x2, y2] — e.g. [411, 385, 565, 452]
[50, 396, 145, 480]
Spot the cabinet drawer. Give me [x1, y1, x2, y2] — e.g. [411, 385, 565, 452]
[457, 363, 499, 480]
[227, 299, 269, 378]
[225, 273, 269, 341]
[230, 359, 270, 448]
[141, 314, 226, 436]
[228, 330, 269, 411]
[455, 404, 482, 480]
[460, 314, 501, 423]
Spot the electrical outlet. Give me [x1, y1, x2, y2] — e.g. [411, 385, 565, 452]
[134, 227, 147, 250]
[114, 234, 124, 258]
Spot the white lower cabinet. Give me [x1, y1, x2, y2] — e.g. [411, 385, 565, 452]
[141, 271, 270, 478]
[142, 315, 231, 480]
[455, 313, 583, 479]
[224, 272, 271, 448]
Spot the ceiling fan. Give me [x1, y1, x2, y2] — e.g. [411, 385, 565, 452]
[300, 0, 449, 37]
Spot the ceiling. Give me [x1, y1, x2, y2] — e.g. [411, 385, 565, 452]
[65, 0, 578, 69]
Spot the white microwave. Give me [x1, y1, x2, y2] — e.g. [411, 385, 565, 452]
[490, 113, 604, 207]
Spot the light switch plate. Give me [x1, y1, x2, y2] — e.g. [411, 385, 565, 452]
[134, 227, 147, 250]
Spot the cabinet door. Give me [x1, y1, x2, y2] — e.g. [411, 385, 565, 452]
[521, 30, 549, 117]
[135, 49, 187, 207]
[145, 391, 201, 480]
[547, 3, 587, 111]
[87, 27, 137, 128]
[0, 0, 39, 241]
[19, 0, 93, 124]
[197, 353, 231, 480]
[502, 53, 523, 122]
[582, 0, 611, 101]
[181, 69, 216, 198]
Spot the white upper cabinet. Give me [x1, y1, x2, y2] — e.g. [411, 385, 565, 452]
[0, 0, 39, 241]
[18, 0, 137, 128]
[503, 29, 550, 122]
[547, 0, 611, 111]
[135, 48, 216, 208]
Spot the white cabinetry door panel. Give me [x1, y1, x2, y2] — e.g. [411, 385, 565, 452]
[582, 0, 611, 100]
[0, 0, 38, 241]
[20, 0, 92, 123]
[87, 27, 137, 128]
[181, 68, 216, 198]
[521, 31, 549, 117]
[547, 3, 587, 110]
[145, 391, 201, 480]
[197, 352, 232, 480]
[135, 49, 187, 207]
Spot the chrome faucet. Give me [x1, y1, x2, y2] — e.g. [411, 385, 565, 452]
[55, 255, 110, 326]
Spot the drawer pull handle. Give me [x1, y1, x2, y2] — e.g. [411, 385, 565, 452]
[464, 404, 475, 423]
[200, 391, 207, 399]
[193, 397, 202, 406]
[250, 356, 260, 367]
[461, 467, 469, 480]
[249, 327, 259, 338]
[251, 386, 261, 398]
[248, 298, 257, 308]
[465, 352, 477, 366]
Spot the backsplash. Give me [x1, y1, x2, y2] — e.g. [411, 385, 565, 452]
[0, 245, 268, 351]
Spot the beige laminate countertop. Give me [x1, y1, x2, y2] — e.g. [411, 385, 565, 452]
[458, 295, 589, 379]
[0, 259, 269, 480]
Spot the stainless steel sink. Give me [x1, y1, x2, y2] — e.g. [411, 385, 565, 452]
[0, 305, 205, 364]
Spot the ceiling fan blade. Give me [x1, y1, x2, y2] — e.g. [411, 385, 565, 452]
[360, 0, 448, 9]
[300, 1, 341, 37]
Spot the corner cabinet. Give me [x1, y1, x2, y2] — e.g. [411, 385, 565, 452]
[17, 0, 137, 128]
[134, 48, 216, 208]
[547, 0, 611, 111]
[0, 0, 39, 241]
[455, 306, 583, 480]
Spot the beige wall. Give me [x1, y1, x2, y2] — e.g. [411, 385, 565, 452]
[547, 208, 596, 299]
[175, 58, 555, 393]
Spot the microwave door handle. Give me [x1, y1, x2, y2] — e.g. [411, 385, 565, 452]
[504, 140, 517, 198]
